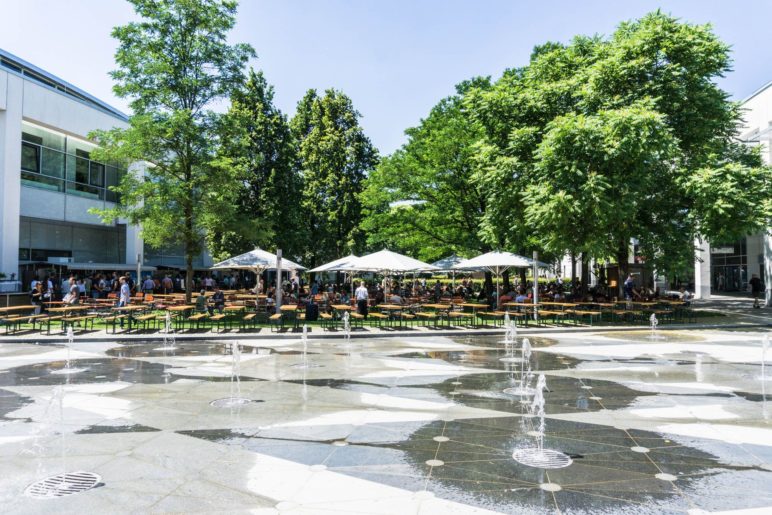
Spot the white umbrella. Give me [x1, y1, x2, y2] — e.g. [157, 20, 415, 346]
[453, 251, 537, 308]
[211, 248, 305, 273]
[308, 254, 363, 296]
[430, 254, 465, 288]
[352, 249, 438, 295]
[354, 249, 438, 273]
[308, 254, 362, 273]
[212, 248, 305, 306]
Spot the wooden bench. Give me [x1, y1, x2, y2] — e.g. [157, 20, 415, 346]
[133, 313, 158, 331]
[414, 311, 440, 328]
[568, 309, 602, 326]
[240, 312, 258, 330]
[367, 312, 389, 328]
[446, 310, 473, 327]
[319, 312, 336, 330]
[101, 314, 127, 333]
[187, 313, 209, 330]
[269, 313, 283, 332]
[61, 315, 98, 332]
[478, 311, 505, 326]
[349, 312, 366, 328]
[536, 309, 564, 326]
[210, 313, 229, 332]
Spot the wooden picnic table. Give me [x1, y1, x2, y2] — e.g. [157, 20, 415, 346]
[167, 304, 196, 312]
[280, 304, 302, 312]
[47, 306, 91, 314]
[421, 303, 450, 310]
[0, 305, 37, 314]
[330, 304, 353, 311]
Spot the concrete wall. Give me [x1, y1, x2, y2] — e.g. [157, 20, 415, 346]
[0, 71, 22, 278]
[0, 66, 129, 279]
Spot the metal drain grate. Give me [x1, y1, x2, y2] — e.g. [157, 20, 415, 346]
[210, 397, 258, 408]
[512, 448, 573, 469]
[25, 471, 101, 499]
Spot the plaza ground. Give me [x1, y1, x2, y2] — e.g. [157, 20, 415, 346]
[0, 296, 769, 514]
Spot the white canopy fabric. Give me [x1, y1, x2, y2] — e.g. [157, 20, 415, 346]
[429, 254, 465, 271]
[453, 251, 539, 308]
[211, 248, 305, 273]
[353, 249, 438, 273]
[308, 254, 362, 273]
[452, 251, 533, 271]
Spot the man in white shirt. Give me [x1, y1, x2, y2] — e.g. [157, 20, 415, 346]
[355, 281, 369, 318]
[118, 276, 131, 328]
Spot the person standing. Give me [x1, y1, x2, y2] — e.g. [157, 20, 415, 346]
[355, 281, 369, 318]
[30, 282, 44, 317]
[749, 274, 763, 308]
[142, 275, 155, 295]
[118, 276, 131, 328]
[623, 274, 635, 301]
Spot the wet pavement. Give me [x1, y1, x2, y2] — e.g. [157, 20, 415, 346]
[0, 329, 770, 513]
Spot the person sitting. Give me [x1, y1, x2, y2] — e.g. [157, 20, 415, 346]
[389, 293, 403, 305]
[339, 291, 350, 305]
[211, 286, 225, 314]
[195, 289, 208, 313]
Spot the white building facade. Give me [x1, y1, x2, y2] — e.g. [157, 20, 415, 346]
[694, 81, 772, 304]
[0, 49, 143, 288]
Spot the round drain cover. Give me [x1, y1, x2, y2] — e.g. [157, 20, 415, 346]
[25, 471, 101, 499]
[210, 397, 254, 408]
[513, 448, 573, 469]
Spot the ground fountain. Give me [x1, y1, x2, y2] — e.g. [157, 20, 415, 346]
[343, 311, 351, 343]
[24, 385, 101, 499]
[499, 313, 524, 363]
[512, 374, 573, 469]
[50, 328, 87, 375]
[154, 312, 176, 352]
[648, 313, 665, 340]
[210, 342, 252, 408]
[292, 324, 322, 369]
[503, 338, 534, 396]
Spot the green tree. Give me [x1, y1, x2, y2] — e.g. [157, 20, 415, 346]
[467, 11, 772, 285]
[360, 78, 492, 262]
[90, 0, 254, 302]
[292, 89, 378, 266]
[206, 69, 305, 261]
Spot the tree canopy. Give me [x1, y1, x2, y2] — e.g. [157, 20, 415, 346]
[360, 78, 492, 262]
[206, 69, 305, 262]
[90, 0, 254, 300]
[292, 89, 379, 267]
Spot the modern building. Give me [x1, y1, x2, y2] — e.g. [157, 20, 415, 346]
[0, 48, 212, 294]
[693, 81, 772, 304]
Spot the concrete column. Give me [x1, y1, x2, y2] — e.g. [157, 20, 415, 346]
[0, 73, 22, 279]
[124, 161, 146, 268]
[694, 237, 711, 300]
[764, 231, 772, 307]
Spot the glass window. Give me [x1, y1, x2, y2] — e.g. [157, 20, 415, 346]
[22, 122, 64, 151]
[90, 162, 105, 187]
[75, 150, 90, 184]
[21, 142, 40, 172]
[21, 171, 64, 192]
[41, 147, 65, 178]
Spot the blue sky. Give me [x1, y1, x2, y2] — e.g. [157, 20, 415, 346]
[2, 0, 771, 154]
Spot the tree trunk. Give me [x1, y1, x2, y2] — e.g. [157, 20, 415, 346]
[184, 203, 194, 304]
[484, 271, 493, 297]
[570, 251, 577, 291]
[580, 254, 589, 297]
[617, 239, 629, 298]
[502, 270, 511, 292]
[519, 268, 527, 288]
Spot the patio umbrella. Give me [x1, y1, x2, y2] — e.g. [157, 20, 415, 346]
[352, 249, 438, 294]
[354, 249, 438, 274]
[453, 251, 539, 308]
[308, 254, 363, 295]
[211, 248, 305, 307]
[430, 254, 465, 288]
